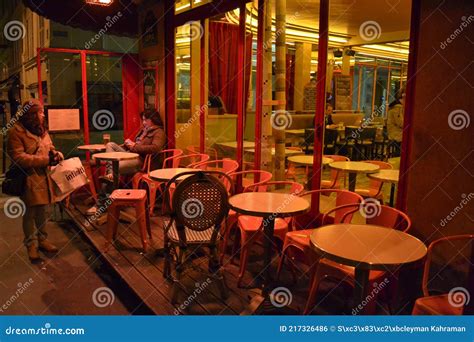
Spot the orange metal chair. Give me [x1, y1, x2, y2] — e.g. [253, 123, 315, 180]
[277, 189, 363, 285]
[321, 155, 350, 189]
[303, 203, 412, 314]
[172, 153, 210, 168]
[186, 145, 218, 160]
[354, 160, 393, 201]
[220, 170, 273, 263]
[105, 189, 151, 253]
[412, 234, 474, 315]
[235, 181, 305, 287]
[133, 149, 184, 215]
[285, 147, 308, 182]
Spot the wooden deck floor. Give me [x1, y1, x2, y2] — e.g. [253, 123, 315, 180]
[65, 194, 360, 315]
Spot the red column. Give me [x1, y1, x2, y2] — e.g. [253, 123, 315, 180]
[311, 0, 329, 215]
[80, 50, 90, 146]
[254, 0, 265, 172]
[36, 48, 42, 105]
[200, 19, 206, 153]
[165, 0, 176, 148]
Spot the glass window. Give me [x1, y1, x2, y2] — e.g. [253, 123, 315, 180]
[359, 65, 375, 117]
[374, 67, 389, 116]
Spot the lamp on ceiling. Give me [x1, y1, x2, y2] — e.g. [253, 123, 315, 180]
[85, 0, 114, 6]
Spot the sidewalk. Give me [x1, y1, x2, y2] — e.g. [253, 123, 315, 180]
[0, 194, 135, 315]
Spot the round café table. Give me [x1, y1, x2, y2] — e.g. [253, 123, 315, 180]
[310, 224, 427, 314]
[229, 192, 310, 314]
[329, 161, 380, 192]
[287, 155, 333, 166]
[77, 144, 106, 152]
[368, 169, 400, 207]
[93, 152, 139, 189]
[149, 168, 198, 182]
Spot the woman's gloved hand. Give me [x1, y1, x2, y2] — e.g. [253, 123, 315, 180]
[48, 150, 62, 166]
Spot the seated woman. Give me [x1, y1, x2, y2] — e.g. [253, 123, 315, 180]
[87, 109, 165, 215]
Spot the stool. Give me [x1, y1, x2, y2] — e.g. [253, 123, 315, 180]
[106, 189, 151, 252]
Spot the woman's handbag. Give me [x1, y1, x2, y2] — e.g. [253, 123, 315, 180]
[2, 145, 39, 197]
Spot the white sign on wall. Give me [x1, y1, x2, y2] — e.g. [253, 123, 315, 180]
[48, 108, 81, 131]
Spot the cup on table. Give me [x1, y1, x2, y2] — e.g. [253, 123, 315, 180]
[103, 134, 111, 145]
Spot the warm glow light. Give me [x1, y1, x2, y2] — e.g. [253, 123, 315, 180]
[86, 0, 113, 6]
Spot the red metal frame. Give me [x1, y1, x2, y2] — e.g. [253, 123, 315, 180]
[200, 18, 206, 153]
[397, 0, 421, 212]
[141, 66, 159, 111]
[254, 0, 265, 172]
[165, 0, 176, 149]
[80, 51, 90, 145]
[310, 0, 329, 215]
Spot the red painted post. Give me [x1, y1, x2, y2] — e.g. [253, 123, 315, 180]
[396, 0, 421, 212]
[200, 18, 206, 154]
[310, 0, 329, 216]
[254, 0, 265, 172]
[235, 1, 247, 190]
[80, 50, 90, 146]
[165, 0, 176, 149]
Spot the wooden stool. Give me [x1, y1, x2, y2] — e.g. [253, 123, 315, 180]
[106, 189, 151, 252]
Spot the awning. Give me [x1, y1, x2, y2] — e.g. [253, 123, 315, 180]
[23, 0, 139, 37]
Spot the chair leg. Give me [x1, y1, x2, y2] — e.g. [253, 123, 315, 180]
[171, 249, 186, 304]
[303, 265, 323, 315]
[135, 202, 149, 253]
[220, 215, 237, 264]
[210, 246, 229, 300]
[105, 205, 120, 251]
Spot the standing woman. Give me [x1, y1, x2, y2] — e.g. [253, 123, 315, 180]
[387, 88, 406, 157]
[7, 99, 63, 261]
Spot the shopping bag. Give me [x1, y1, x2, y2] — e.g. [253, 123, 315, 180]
[49, 157, 89, 201]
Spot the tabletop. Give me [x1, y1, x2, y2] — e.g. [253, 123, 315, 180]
[310, 224, 427, 270]
[285, 129, 305, 135]
[92, 152, 139, 161]
[228, 192, 310, 218]
[77, 144, 106, 152]
[368, 169, 400, 183]
[149, 168, 198, 182]
[287, 155, 334, 166]
[217, 141, 255, 149]
[245, 148, 303, 156]
[329, 161, 380, 174]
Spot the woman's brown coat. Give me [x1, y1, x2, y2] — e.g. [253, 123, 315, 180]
[7, 123, 56, 206]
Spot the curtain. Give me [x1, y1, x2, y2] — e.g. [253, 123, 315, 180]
[121, 54, 142, 139]
[209, 22, 253, 115]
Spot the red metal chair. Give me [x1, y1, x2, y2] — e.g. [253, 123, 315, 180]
[303, 203, 412, 314]
[235, 181, 304, 287]
[354, 160, 393, 202]
[105, 189, 151, 253]
[220, 170, 273, 263]
[186, 145, 218, 160]
[192, 159, 239, 174]
[321, 155, 350, 189]
[277, 189, 363, 285]
[412, 234, 474, 315]
[132, 149, 183, 189]
[172, 153, 210, 168]
[133, 149, 184, 215]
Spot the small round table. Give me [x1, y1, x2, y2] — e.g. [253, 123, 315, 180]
[93, 152, 139, 188]
[287, 155, 333, 166]
[149, 168, 198, 182]
[368, 169, 400, 207]
[329, 161, 380, 192]
[310, 224, 427, 314]
[228, 193, 310, 288]
[77, 144, 106, 152]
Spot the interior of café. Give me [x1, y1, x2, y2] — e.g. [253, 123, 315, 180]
[16, 0, 472, 316]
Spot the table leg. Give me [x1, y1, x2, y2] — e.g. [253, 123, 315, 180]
[389, 183, 396, 207]
[262, 216, 275, 294]
[112, 160, 120, 189]
[353, 267, 370, 315]
[348, 172, 357, 192]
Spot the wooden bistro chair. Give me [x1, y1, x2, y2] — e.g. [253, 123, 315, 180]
[412, 234, 474, 315]
[162, 171, 233, 304]
[303, 204, 412, 315]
